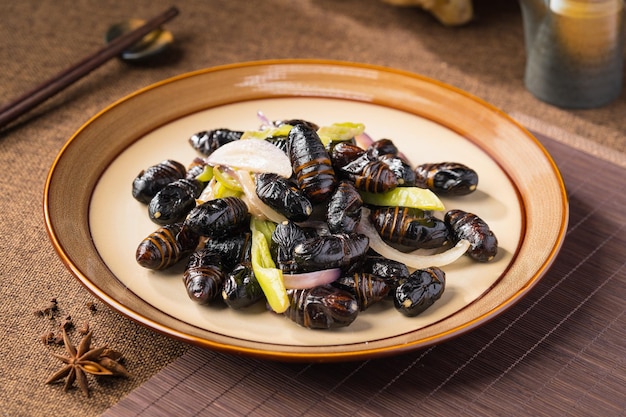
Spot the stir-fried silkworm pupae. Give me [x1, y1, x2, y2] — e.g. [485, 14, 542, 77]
[132, 159, 187, 204]
[271, 221, 309, 273]
[133, 117, 501, 330]
[284, 285, 359, 329]
[445, 209, 498, 262]
[361, 256, 410, 291]
[332, 272, 390, 311]
[203, 232, 252, 271]
[255, 173, 313, 222]
[332, 142, 399, 193]
[414, 162, 478, 196]
[222, 261, 265, 309]
[292, 233, 370, 272]
[183, 248, 225, 304]
[366, 138, 416, 186]
[189, 129, 244, 156]
[148, 178, 206, 225]
[394, 267, 446, 317]
[135, 223, 199, 270]
[326, 180, 363, 234]
[185, 196, 249, 238]
[369, 206, 450, 250]
[287, 124, 337, 203]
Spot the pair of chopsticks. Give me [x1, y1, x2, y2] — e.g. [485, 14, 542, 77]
[0, 6, 179, 130]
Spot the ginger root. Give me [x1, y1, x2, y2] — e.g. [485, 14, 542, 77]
[381, 0, 474, 26]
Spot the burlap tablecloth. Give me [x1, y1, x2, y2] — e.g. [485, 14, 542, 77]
[1, 1, 624, 416]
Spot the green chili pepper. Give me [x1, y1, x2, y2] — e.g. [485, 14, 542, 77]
[250, 218, 289, 313]
[360, 187, 445, 211]
[317, 122, 365, 146]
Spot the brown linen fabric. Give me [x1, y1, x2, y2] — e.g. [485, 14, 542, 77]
[0, 1, 624, 416]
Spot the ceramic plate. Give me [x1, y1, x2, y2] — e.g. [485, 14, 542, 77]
[44, 60, 568, 361]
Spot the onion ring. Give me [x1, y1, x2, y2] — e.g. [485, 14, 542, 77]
[356, 208, 470, 269]
[234, 170, 287, 224]
[283, 268, 342, 289]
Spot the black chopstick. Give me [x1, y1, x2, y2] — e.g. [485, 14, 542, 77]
[0, 6, 179, 130]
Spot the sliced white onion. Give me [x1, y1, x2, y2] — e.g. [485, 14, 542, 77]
[356, 209, 470, 269]
[197, 177, 217, 203]
[234, 170, 287, 224]
[206, 139, 292, 178]
[283, 268, 342, 289]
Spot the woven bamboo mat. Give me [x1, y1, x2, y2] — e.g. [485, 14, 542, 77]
[101, 130, 626, 417]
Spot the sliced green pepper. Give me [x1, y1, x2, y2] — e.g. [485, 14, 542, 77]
[213, 166, 243, 191]
[212, 180, 243, 199]
[317, 122, 365, 146]
[195, 165, 214, 182]
[360, 187, 445, 211]
[250, 218, 289, 314]
[240, 124, 293, 140]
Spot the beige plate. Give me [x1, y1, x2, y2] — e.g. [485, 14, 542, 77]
[44, 60, 568, 361]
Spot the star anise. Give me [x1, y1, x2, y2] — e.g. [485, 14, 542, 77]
[45, 328, 114, 396]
